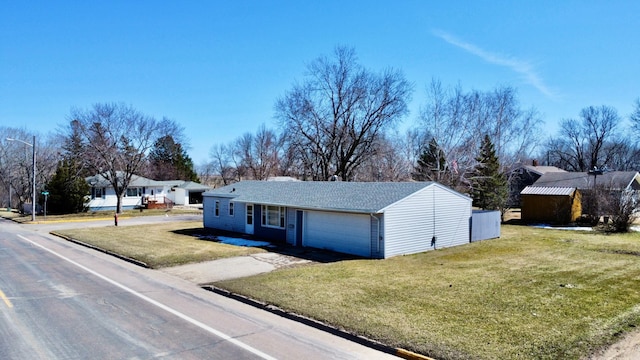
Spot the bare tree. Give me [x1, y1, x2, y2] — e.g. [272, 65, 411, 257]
[602, 142, 640, 171]
[598, 188, 639, 233]
[354, 133, 413, 181]
[417, 79, 542, 190]
[207, 143, 236, 185]
[0, 127, 33, 211]
[547, 105, 623, 171]
[0, 127, 60, 212]
[244, 125, 282, 180]
[631, 98, 640, 137]
[276, 46, 412, 181]
[206, 125, 283, 184]
[68, 103, 166, 213]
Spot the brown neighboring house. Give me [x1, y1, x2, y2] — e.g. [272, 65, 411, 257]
[531, 171, 640, 191]
[509, 163, 566, 207]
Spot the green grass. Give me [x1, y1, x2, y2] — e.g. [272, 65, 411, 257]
[45, 220, 640, 359]
[216, 226, 640, 360]
[1, 207, 202, 223]
[55, 221, 265, 268]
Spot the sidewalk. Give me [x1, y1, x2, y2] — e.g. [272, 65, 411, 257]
[161, 252, 312, 284]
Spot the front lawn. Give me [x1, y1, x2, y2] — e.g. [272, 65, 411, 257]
[216, 225, 640, 360]
[55, 221, 265, 268]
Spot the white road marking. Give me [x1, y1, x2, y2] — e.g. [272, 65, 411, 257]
[17, 234, 277, 360]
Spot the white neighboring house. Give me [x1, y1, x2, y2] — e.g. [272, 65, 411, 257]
[86, 173, 211, 212]
[203, 180, 475, 259]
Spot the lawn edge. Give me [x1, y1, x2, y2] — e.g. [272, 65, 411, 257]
[202, 285, 435, 360]
[51, 231, 150, 268]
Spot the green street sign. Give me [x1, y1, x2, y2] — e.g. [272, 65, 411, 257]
[41, 191, 49, 196]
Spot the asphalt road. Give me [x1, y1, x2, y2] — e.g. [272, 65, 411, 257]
[0, 218, 398, 359]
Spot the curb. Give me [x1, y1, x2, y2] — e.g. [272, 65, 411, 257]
[202, 285, 436, 360]
[46, 225, 435, 360]
[50, 231, 150, 268]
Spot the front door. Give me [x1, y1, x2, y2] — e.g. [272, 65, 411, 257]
[245, 204, 254, 234]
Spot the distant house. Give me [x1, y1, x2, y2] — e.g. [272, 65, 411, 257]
[508, 163, 566, 207]
[531, 171, 640, 191]
[86, 173, 211, 212]
[522, 171, 640, 224]
[520, 186, 582, 224]
[203, 181, 474, 259]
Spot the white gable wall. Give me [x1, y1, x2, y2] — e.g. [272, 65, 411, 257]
[170, 188, 188, 205]
[433, 187, 472, 248]
[383, 184, 471, 258]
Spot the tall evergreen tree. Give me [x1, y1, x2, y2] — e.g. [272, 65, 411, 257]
[148, 135, 199, 182]
[471, 134, 507, 211]
[412, 137, 447, 182]
[46, 124, 91, 214]
[47, 158, 89, 214]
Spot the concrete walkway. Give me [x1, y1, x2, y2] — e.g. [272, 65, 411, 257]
[160, 252, 313, 284]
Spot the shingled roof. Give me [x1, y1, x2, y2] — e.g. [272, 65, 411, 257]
[86, 172, 210, 190]
[203, 180, 469, 213]
[519, 164, 566, 176]
[532, 171, 640, 191]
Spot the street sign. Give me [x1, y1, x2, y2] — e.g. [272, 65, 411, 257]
[41, 191, 49, 196]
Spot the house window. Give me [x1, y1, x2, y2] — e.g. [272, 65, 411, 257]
[125, 187, 140, 197]
[92, 187, 105, 199]
[229, 202, 234, 216]
[261, 205, 285, 229]
[215, 200, 220, 217]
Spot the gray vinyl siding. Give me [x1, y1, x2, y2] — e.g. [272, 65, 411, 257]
[433, 189, 471, 248]
[202, 197, 246, 233]
[383, 184, 471, 258]
[383, 186, 435, 257]
[471, 210, 501, 241]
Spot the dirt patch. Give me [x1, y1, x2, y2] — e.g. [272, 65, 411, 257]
[587, 327, 640, 360]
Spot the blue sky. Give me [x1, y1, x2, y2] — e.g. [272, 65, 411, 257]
[2, 1, 639, 164]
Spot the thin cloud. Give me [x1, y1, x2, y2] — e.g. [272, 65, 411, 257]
[433, 30, 558, 99]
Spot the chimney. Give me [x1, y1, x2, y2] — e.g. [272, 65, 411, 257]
[532, 159, 539, 167]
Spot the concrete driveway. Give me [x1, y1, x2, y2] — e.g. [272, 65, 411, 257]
[21, 214, 336, 285]
[161, 252, 312, 284]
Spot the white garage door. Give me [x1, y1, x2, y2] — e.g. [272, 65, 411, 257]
[304, 211, 371, 257]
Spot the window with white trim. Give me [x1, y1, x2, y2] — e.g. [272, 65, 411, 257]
[261, 205, 285, 228]
[246, 204, 253, 225]
[92, 187, 105, 199]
